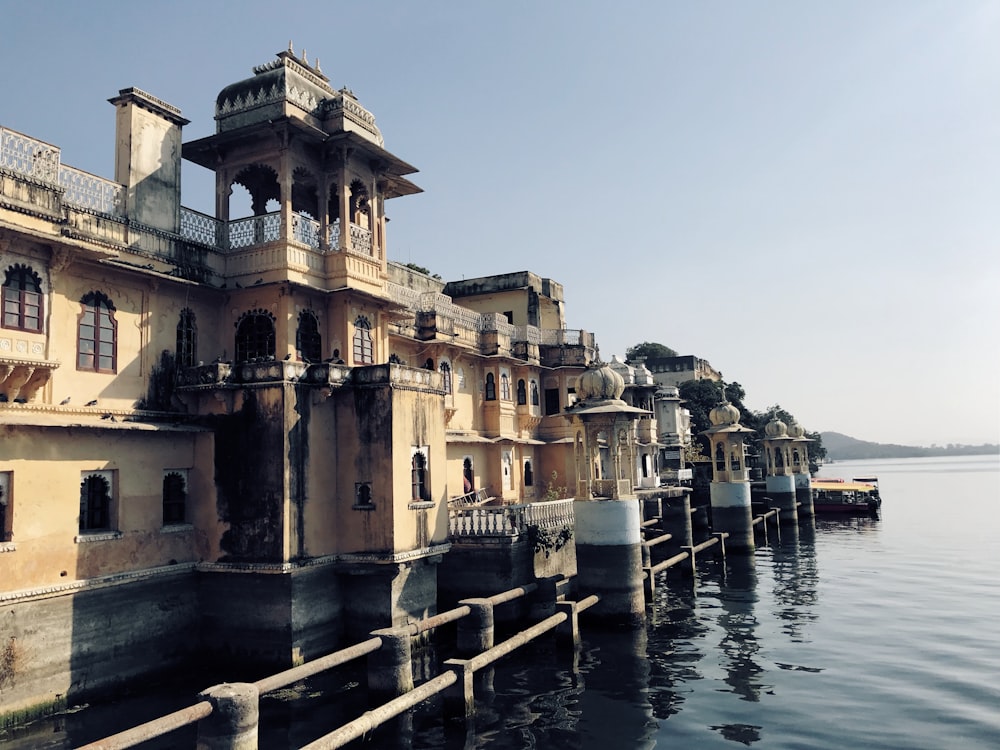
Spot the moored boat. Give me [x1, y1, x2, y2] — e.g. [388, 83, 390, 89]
[811, 477, 881, 514]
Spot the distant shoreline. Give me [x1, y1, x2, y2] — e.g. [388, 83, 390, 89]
[821, 431, 999, 461]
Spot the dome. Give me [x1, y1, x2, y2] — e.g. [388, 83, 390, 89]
[709, 400, 741, 427]
[577, 363, 625, 401]
[787, 421, 805, 439]
[608, 355, 635, 385]
[214, 47, 384, 146]
[764, 418, 788, 438]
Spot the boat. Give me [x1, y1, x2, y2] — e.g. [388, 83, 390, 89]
[811, 477, 881, 514]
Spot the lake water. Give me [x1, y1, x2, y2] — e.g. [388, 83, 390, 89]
[5, 455, 999, 748]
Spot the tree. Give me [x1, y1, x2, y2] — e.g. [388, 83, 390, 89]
[625, 341, 678, 362]
[402, 262, 441, 279]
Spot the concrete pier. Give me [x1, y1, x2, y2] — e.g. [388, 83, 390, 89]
[709, 482, 754, 553]
[795, 473, 814, 518]
[196, 683, 259, 750]
[766, 474, 798, 523]
[574, 499, 646, 627]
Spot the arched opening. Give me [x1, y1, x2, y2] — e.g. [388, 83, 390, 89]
[235, 309, 276, 363]
[296, 310, 322, 363]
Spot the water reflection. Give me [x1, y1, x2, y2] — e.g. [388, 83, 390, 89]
[768, 526, 820, 643]
[717, 558, 765, 704]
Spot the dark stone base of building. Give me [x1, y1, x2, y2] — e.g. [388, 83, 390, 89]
[711, 505, 755, 552]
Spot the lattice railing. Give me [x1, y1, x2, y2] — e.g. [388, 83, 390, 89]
[292, 213, 320, 248]
[180, 208, 223, 247]
[0, 127, 60, 183]
[58, 165, 124, 216]
[229, 213, 280, 249]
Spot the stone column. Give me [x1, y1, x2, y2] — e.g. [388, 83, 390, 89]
[709, 482, 754, 553]
[196, 683, 259, 750]
[765, 474, 798, 524]
[574, 498, 645, 627]
[795, 473, 814, 519]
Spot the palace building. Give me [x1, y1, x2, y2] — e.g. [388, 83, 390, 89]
[0, 47, 668, 724]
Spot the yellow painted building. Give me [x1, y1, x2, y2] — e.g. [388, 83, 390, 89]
[0, 48, 602, 725]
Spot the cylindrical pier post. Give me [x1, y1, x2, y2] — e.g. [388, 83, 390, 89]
[795, 473, 814, 519]
[196, 683, 259, 750]
[367, 628, 414, 701]
[766, 474, 798, 524]
[710, 482, 754, 553]
[457, 599, 495, 656]
[662, 494, 694, 556]
[574, 498, 646, 627]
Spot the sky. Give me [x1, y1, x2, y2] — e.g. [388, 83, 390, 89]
[1, 1, 998, 447]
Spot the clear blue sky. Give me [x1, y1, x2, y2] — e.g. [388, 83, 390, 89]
[2, 1, 998, 446]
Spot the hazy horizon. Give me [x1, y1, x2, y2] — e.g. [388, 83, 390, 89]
[2, 1, 997, 446]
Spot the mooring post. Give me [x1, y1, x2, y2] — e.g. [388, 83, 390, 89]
[196, 683, 259, 750]
[528, 575, 560, 620]
[367, 628, 414, 702]
[442, 658, 476, 718]
[457, 599, 495, 656]
[680, 544, 696, 575]
[555, 600, 580, 647]
[662, 494, 694, 558]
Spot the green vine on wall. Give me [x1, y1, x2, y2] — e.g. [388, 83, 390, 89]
[528, 524, 574, 557]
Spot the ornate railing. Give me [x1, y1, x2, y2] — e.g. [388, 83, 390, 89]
[350, 223, 372, 255]
[58, 165, 124, 216]
[514, 325, 541, 345]
[0, 127, 60, 182]
[539, 329, 592, 346]
[327, 218, 340, 249]
[449, 498, 575, 538]
[180, 207, 223, 246]
[229, 213, 280, 249]
[292, 213, 320, 248]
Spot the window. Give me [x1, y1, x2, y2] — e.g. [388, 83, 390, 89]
[235, 309, 276, 363]
[355, 482, 373, 508]
[530, 380, 540, 406]
[297, 310, 322, 363]
[503, 311, 513, 324]
[485, 372, 496, 401]
[516, 378, 527, 405]
[715, 444, 726, 472]
[176, 308, 197, 368]
[2, 264, 43, 332]
[353, 315, 373, 364]
[163, 471, 187, 525]
[0, 472, 11, 543]
[544, 388, 560, 415]
[439, 361, 452, 395]
[500, 373, 511, 401]
[411, 450, 429, 502]
[524, 460, 534, 488]
[80, 472, 113, 532]
[77, 292, 117, 372]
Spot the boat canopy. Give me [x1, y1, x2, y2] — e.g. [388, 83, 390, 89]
[812, 481, 876, 492]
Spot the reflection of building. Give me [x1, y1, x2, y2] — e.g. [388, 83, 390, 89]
[0, 48, 601, 724]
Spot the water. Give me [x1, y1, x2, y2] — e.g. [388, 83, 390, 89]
[5, 456, 999, 748]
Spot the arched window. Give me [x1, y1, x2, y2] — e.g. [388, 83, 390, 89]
[80, 473, 112, 531]
[715, 443, 726, 472]
[411, 451, 429, 502]
[530, 380, 539, 406]
[353, 315, 373, 364]
[516, 379, 527, 405]
[792, 449, 801, 468]
[439, 361, 452, 395]
[730, 449, 742, 472]
[235, 309, 275, 363]
[176, 308, 197, 368]
[485, 372, 496, 401]
[78, 292, 117, 373]
[2, 264, 43, 332]
[296, 310, 322, 363]
[524, 460, 534, 488]
[500, 373, 511, 401]
[162, 472, 187, 525]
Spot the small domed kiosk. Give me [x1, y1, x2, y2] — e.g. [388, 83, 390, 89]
[787, 421, 815, 518]
[565, 363, 651, 626]
[762, 418, 798, 523]
[701, 396, 755, 552]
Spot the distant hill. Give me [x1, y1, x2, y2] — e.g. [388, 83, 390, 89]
[822, 432, 1000, 461]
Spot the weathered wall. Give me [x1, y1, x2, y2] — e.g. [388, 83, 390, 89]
[0, 568, 197, 729]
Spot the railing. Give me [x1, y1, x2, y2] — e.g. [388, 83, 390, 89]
[228, 212, 280, 249]
[58, 164, 124, 216]
[327, 217, 340, 248]
[0, 127, 60, 182]
[539, 328, 593, 347]
[514, 324, 541, 345]
[449, 497, 575, 538]
[179, 207, 222, 247]
[350, 223, 372, 255]
[292, 213, 320, 248]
